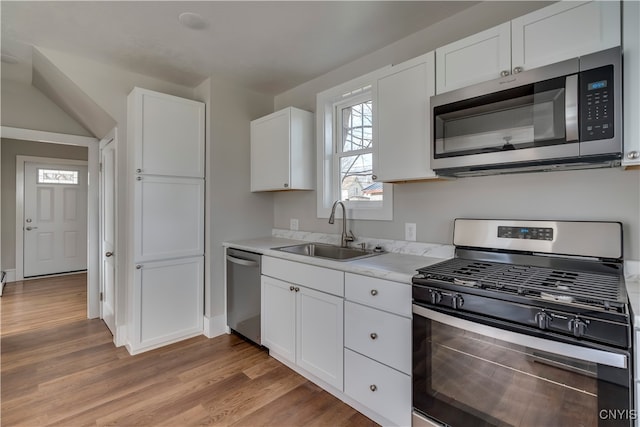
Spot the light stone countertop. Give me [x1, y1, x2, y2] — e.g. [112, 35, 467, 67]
[223, 235, 640, 326]
[223, 236, 445, 284]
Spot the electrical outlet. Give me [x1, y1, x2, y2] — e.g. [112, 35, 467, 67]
[290, 218, 299, 231]
[405, 223, 417, 241]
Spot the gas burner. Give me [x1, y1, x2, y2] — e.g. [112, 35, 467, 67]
[540, 292, 575, 303]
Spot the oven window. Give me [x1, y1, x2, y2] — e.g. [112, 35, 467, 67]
[413, 315, 631, 427]
[433, 76, 568, 158]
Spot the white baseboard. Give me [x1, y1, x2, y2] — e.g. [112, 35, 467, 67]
[3, 269, 16, 283]
[114, 325, 127, 347]
[203, 314, 226, 338]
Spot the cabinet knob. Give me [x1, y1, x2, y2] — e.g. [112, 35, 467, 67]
[289, 286, 295, 291]
[369, 384, 377, 392]
[370, 289, 378, 296]
[500, 70, 510, 77]
[136, 265, 142, 269]
[295, 287, 300, 292]
[627, 151, 640, 160]
[136, 168, 142, 173]
[136, 176, 142, 181]
[372, 174, 378, 181]
[513, 66, 523, 74]
[370, 332, 378, 340]
[283, 183, 289, 188]
[105, 251, 113, 257]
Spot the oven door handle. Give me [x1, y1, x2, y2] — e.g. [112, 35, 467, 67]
[412, 304, 627, 369]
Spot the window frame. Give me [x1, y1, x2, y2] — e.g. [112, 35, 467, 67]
[316, 66, 393, 221]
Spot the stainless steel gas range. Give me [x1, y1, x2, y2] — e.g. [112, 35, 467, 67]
[412, 219, 634, 427]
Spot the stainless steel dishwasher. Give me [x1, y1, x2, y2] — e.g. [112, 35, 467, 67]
[226, 248, 261, 345]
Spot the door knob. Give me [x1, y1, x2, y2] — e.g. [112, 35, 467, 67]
[105, 251, 113, 257]
[25, 226, 38, 231]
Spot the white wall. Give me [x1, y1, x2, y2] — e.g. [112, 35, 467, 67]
[272, 1, 640, 260]
[205, 75, 274, 324]
[0, 79, 92, 136]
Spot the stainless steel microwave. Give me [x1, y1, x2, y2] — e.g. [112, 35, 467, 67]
[431, 47, 622, 177]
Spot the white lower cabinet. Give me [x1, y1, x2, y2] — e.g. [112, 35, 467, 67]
[345, 301, 411, 374]
[261, 259, 412, 425]
[345, 349, 411, 427]
[344, 273, 412, 426]
[261, 275, 296, 362]
[261, 257, 344, 390]
[131, 256, 204, 353]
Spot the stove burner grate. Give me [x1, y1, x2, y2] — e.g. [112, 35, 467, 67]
[422, 258, 625, 311]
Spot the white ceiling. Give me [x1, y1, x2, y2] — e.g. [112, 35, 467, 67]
[1, 1, 478, 94]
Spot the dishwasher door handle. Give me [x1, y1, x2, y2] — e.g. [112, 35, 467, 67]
[226, 255, 259, 268]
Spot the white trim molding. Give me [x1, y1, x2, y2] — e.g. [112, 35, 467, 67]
[1, 126, 100, 319]
[204, 314, 227, 338]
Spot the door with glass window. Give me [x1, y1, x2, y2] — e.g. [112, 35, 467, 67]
[23, 161, 88, 277]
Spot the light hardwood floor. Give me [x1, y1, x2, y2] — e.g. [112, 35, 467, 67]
[1, 274, 376, 426]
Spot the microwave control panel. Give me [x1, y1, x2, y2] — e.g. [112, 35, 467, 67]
[580, 65, 614, 141]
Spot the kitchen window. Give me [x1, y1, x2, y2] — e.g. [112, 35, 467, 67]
[316, 67, 392, 220]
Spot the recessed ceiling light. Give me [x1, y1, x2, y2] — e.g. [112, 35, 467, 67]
[178, 12, 209, 30]
[1, 53, 19, 64]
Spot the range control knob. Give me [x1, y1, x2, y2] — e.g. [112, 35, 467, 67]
[534, 311, 551, 330]
[429, 289, 442, 305]
[569, 318, 588, 338]
[451, 294, 464, 310]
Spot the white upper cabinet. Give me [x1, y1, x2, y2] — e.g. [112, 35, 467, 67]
[129, 87, 205, 178]
[436, 1, 621, 94]
[374, 51, 438, 182]
[623, 0, 640, 166]
[436, 23, 511, 94]
[511, 1, 621, 73]
[250, 107, 314, 192]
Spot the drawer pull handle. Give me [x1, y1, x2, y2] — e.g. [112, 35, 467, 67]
[370, 289, 378, 296]
[289, 286, 295, 291]
[370, 384, 377, 392]
[370, 332, 378, 340]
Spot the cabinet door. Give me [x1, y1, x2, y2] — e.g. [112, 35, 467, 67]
[623, 0, 640, 166]
[511, 1, 621, 74]
[250, 109, 290, 191]
[435, 22, 511, 94]
[261, 276, 296, 364]
[130, 88, 205, 178]
[134, 175, 204, 262]
[296, 286, 344, 390]
[374, 52, 437, 182]
[132, 256, 204, 353]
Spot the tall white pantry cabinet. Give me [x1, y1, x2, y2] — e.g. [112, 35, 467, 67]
[127, 87, 205, 354]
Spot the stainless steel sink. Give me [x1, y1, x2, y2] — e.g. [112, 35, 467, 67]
[274, 242, 382, 261]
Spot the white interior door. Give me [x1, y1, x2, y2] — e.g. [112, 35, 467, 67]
[23, 161, 88, 277]
[100, 139, 116, 335]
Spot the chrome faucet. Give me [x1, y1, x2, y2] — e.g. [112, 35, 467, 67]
[328, 200, 355, 248]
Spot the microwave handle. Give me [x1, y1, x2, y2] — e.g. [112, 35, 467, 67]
[565, 74, 579, 142]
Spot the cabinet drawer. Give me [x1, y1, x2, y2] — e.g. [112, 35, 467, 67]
[262, 256, 344, 296]
[345, 301, 411, 374]
[345, 273, 411, 316]
[344, 348, 411, 427]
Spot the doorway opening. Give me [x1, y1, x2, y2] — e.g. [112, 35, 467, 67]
[1, 127, 102, 323]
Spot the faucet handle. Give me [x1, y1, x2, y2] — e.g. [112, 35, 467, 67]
[346, 230, 356, 242]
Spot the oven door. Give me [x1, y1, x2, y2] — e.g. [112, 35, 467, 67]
[412, 304, 633, 427]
